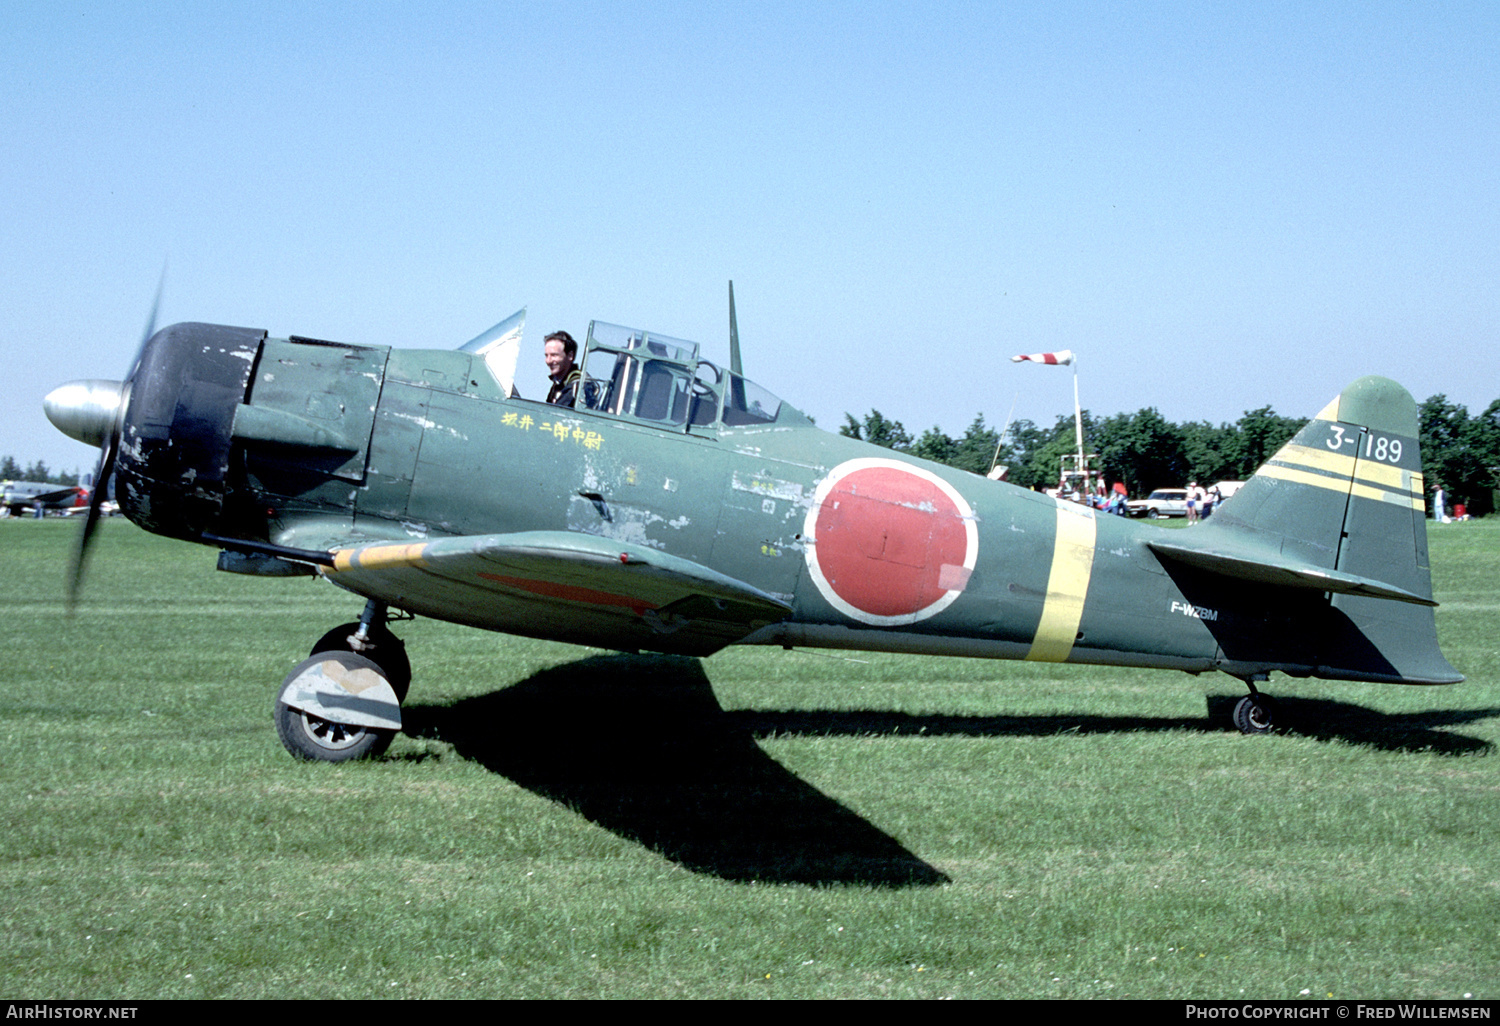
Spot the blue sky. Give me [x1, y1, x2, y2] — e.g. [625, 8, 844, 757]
[4, 1, 1497, 475]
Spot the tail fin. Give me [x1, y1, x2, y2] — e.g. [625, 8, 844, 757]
[1150, 376, 1461, 684]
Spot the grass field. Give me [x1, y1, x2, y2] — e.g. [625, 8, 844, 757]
[1, 517, 1496, 999]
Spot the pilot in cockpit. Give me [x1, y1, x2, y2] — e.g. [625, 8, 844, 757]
[543, 330, 582, 406]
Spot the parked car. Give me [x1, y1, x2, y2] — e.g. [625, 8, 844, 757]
[1128, 488, 1189, 518]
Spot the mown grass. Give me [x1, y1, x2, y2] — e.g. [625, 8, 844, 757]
[1, 518, 1496, 999]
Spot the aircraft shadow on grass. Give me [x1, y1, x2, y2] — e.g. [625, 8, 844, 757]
[735, 695, 1499, 757]
[401, 654, 1496, 884]
[399, 653, 951, 888]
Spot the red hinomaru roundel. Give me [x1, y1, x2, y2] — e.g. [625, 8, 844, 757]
[802, 458, 979, 626]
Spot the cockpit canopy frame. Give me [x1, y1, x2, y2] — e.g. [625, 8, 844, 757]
[575, 321, 795, 432]
[458, 313, 802, 432]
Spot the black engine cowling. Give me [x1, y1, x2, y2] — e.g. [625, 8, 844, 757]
[115, 322, 265, 542]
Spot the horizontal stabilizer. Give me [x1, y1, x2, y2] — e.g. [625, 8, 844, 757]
[1146, 538, 1437, 607]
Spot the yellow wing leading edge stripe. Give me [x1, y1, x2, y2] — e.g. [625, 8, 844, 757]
[1026, 503, 1097, 663]
[331, 542, 430, 573]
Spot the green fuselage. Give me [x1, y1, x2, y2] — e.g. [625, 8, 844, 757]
[242, 339, 1237, 676]
[208, 327, 1452, 688]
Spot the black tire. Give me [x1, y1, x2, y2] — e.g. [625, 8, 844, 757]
[275, 697, 395, 762]
[1147, 508, 1161, 519]
[1233, 693, 1278, 734]
[310, 622, 411, 701]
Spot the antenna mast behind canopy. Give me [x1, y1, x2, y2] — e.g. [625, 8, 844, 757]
[728, 281, 743, 377]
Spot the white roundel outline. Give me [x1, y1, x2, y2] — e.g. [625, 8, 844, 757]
[802, 457, 980, 627]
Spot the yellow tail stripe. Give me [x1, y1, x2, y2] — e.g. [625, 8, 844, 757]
[1271, 442, 1417, 494]
[1027, 504, 1097, 662]
[1257, 463, 1424, 511]
[1272, 443, 1358, 478]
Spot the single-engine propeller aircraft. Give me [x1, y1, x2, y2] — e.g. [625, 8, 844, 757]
[2, 479, 89, 517]
[44, 291, 1461, 761]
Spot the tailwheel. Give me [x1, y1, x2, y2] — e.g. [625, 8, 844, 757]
[1232, 692, 1279, 735]
[275, 650, 402, 762]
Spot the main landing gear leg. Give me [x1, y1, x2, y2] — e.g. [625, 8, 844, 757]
[310, 600, 413, 699]
[274, 600, 412, 762]
[1232, 675, 1278, 735]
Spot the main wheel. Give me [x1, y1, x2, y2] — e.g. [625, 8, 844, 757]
[275, 699, 394, 762]
[310, 622, 411, 700]
[1232, 693, 1278, 734]
[274, 651, 400, 762]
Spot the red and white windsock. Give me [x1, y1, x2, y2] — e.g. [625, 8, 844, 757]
[1011, 350, 1074, 366]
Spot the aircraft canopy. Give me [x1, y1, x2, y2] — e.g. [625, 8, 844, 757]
[572, 321, 807, 431]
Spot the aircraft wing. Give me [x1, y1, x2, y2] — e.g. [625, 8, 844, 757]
[33, 486, 81, 506]
[322, 530, 794, 657]
[4, 485, 79, 511]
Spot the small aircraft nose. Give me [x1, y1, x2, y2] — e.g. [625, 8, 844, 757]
[44, 379, 124, 448]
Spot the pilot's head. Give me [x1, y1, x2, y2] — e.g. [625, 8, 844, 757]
[544, 330, 578, 380]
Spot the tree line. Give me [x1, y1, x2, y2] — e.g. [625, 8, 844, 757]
[0, 456, 81, 486]
[842, 394, 1500, 516]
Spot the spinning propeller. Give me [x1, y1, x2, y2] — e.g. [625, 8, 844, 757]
[43, 278, 163, 607]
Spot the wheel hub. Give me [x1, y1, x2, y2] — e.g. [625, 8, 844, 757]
[295, 710, 372, 752]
